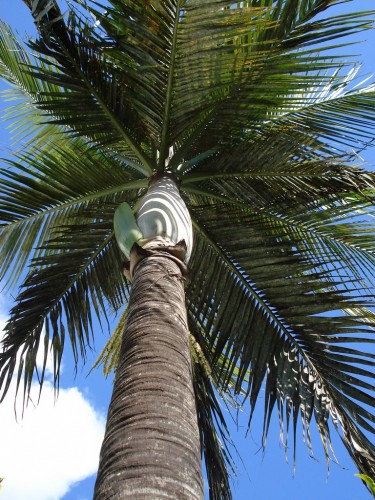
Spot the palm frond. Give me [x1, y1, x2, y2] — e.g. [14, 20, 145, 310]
[265, 74, 375, 156]
[0, 139, 147, 287]
[187, 206, 375, 478]
[0, 21, 81, 151]
[168, 3, 374, 167]
[3, 10, 153, 172]
[0, 209, 129, 404]
[185, 181, 375, 291]
[86, 0, 190, 167]
[182, 149, 375, 205]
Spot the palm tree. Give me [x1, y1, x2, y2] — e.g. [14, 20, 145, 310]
[0, 0, 375, 497]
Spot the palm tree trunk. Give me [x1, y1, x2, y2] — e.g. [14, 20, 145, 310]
[94, 249, 204, 499]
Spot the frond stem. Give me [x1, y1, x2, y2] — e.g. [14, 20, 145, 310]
[158, 0, 183, 170]
[2, 178, 148, 229]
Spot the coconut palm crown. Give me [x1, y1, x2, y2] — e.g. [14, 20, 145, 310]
[1, 0, 375, 498]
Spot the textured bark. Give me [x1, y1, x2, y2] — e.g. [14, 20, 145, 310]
[94, 251, 204, 499]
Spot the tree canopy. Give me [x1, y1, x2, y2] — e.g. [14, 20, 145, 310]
[0, 1, 375, 497]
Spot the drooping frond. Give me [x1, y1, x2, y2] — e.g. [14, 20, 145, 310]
[0, 213, 130, 403]
[192, 347, 236, 500]
[186, 201, 375, 478]
[0, 135, 146, 395]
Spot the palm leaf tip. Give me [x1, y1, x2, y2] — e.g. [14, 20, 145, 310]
[92, 308, 127, 376]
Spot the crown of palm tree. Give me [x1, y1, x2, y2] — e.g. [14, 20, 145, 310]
[0, 0, 375, 497]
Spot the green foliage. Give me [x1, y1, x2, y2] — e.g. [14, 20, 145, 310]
[92, 309, 126, 376]
[1, 1, 375, 498]
[355, 474, 375, 496]
[113, 202, 143, 259]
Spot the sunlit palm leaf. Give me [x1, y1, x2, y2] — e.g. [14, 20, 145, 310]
[0, 22, 65, 151]
[168, 4, 374, 166]
[13, 5, 154, 172]
[0, 139, 147, 287]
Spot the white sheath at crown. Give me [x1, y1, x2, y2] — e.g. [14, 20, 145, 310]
[136, 177, 193, 263]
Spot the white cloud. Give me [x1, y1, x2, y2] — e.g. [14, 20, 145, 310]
[0, 312, 106, 500]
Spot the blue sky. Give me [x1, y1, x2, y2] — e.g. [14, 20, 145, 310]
[0, 1, 374, 499]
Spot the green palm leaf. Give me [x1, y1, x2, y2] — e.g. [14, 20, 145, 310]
[187, 206, 375, 477]
[0, 137, 147, 286]
[0, 213, 129, 402]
